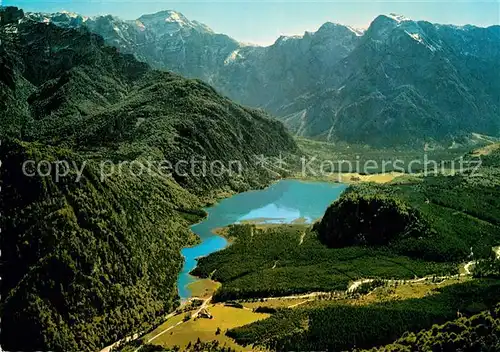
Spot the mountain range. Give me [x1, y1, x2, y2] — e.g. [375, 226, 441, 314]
[25, 10, 500, 147]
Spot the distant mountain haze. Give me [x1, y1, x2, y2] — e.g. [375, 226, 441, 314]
[25, 10, 500, 147]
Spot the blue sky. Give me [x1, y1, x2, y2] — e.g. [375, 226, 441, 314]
[3, 0, 499, 45]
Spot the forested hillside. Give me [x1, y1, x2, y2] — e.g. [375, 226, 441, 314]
[315, 191, 430, 248]
[1, 140, 203, 351]
[192, 224, 456, 301]
[360, 304, 500, 351]
[0, 7, 297, 352]
[317, 172, 500, 262]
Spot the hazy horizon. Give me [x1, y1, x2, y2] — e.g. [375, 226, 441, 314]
[4, 0, 499, 45]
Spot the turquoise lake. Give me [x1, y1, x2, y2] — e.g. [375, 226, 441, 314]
[177, 180, 347, 300]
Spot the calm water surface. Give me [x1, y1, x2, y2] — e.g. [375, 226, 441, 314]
[178, 180, 347, 300]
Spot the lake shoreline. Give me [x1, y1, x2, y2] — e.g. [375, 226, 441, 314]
[177, 179, 348, 301]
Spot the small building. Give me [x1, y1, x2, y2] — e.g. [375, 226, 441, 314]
[198, 308, 213, 319]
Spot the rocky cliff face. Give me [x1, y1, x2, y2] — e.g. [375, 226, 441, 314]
[212, 21, 362, 111]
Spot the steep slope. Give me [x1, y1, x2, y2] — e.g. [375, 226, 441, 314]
[362, 304, 500, 351]
[1, 8, 297, 190]
[315, 190, 430, 248]
[1, 140, 203, 352]
[0, 7, 297, 352]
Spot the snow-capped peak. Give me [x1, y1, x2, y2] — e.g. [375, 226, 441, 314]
[387, 13, 411, 23]
[60, 10, 79, 18]
[57, 10, 89, 22]
[137, 10, 213, 34]
[25, 10, 90, 25]
[347, 26, 365, 36]
[139, 10, 187, 25]
[164, 11, 186, 25]
[278, 34, 303, 42]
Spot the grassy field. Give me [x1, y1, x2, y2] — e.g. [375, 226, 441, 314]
[471, 142, 500, 156]
[242, 299, 311, 310]
[141, 314, 186, 344]
[282, 137, 487, 185]
[148, 305, 269, 351]
[290, 171, 405, 184]
[344, 276, 473, 307]
[112, 276, 496, 352]
[187, 279, 221, 299]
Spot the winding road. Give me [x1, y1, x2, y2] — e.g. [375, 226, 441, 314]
[348, 246, 500, 293]
[299, 231, 306, 245]
[191, 296, 213, 319]
[102, 296, 213, 352]
[256, 245, 500, 301]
